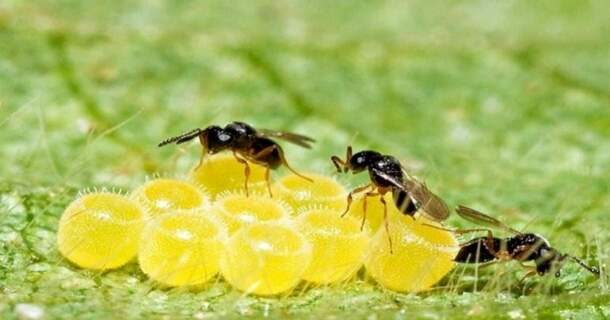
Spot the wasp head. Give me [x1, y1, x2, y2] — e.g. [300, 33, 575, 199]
[535, 247, 599, 277]
[348, 150, 381, 173]
[331, 147, 384, 174]
[535, 247, 566, 277]
[201, 125, 233, 154]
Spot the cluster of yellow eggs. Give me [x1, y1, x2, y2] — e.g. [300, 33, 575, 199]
[57, 153, 458, 295]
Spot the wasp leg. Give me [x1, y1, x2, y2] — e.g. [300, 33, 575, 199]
[517, 262, 538, 283]
[264, 166, 273, 197]
[330, 145, 353, 173]
[477, 260, 500, 269]
[482, 229, 497, 257]
[378, 192, 393, 254]
[195, 134, 207, 170]
[195, 151, 205, 171]
[250, 146, 277, 197]
[346, 145, 353, 162]
[516, 261, 539, 294]
[275, 145, 313, 183]
[424, 224, 498, 258]
[361, 190, 378, 230]
[331, 156, 346, 173]
[362, 190, 393, 253]
[233, 150, 251, 197]
[361, 190, 382, 230]
[341, 184, 372, 217]
[254, 143, 312, 183]
[361, 194, 369, 231]
[517, 261, 536, 271]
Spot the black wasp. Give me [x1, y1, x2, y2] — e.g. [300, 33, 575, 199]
[451, 205, 599, 278]
[331, 146, 450, 250]
[159, 121, 314, 197]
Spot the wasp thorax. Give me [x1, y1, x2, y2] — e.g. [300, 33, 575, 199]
[224, 121, 256, 144]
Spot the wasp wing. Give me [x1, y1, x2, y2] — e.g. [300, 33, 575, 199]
[371, 168, 450, 221]
[403, 178, 450, 221]
[369, 167, 408, 191]
[456, 205, 521, 235]
[257, 129, 315, 149]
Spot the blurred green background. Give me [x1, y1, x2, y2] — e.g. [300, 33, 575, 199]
[1, 0, 609, 319]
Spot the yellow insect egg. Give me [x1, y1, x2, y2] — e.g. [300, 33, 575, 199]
[132, 178, 210, 218]
[347, 193, 402, 232]
[274, 173, 346, 213]
[296, 208, 370, 284]
[57, 192, 145, 270]
[365, 216, 458, 293]
[138, 211, 227, 287]
[188, 153, 267, 198]
[212, 192, 291, 234]
[220, 222, 312, 296]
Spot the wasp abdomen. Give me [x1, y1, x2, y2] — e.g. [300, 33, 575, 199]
[249, 138, 282, 169]
[392, 188, 417, 217]
[454, 237, 501, 263]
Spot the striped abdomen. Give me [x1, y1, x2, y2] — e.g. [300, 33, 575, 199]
[392, 188, 418, 217]
[454, 237, 502, 263]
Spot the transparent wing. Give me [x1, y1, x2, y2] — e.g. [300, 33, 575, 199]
[404, 178, 450, 221]
[456, 205, 521, 235]
[257, 129, 315, 149]
[370, 167, 409, 191]
[372, 168, 450, 221]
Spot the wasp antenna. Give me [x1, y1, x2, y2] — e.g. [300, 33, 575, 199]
[330, 155, 346, 174]
[568, 255, 600, 276]
[158, 128, 202, 147]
